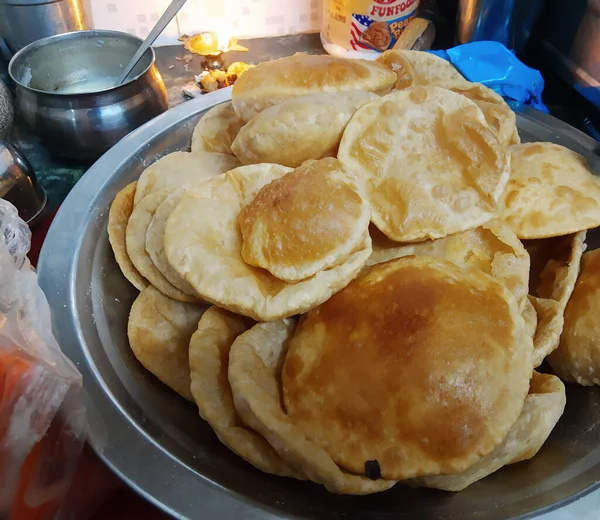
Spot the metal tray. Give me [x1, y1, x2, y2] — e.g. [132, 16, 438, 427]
[38, 88, 600, 520]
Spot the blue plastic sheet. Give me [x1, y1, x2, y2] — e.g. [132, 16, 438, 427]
[429, 41, 548, 113]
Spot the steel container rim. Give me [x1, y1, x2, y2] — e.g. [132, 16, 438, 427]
[8, 29, 156, 96]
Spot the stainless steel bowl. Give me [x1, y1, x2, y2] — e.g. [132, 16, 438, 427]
[0, 140, 47, 226]
[0, 0, 92, 53]
[36, 90, 600, 520]
[8, 30, 168, 162]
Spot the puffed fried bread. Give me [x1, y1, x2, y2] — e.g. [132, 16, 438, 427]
[376, 49, 464, 90]
[164, 163, 372, 320]
[108, 181, 148, 291]
[339, 86, 509, 242]
[498, 143, 600, 239]
[127, 286, 206, 401]
[239, 158, 370, 282]
[283, 256, 533, 480]
[548, 248, 600, 385]
[231, 91, 377, 167]
[231, 52, 396, 122]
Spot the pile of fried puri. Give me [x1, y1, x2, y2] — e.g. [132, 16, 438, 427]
[108, 51, 600, 495]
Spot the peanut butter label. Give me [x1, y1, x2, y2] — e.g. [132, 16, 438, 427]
[324, 0, 419, 52]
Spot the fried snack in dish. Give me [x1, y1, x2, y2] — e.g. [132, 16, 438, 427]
[442, 81, 520, 147]
[376, 49, 464, 90]
[522, 296, 538, 340]
[231, 91, 377, 168]
[367, 222, 530, 311]
[239, 158, 370, 282]
[128, 286, 206, 401]
[376, 51, 518, 147]
[164, 164, 372, 321]
[146, 187, 200, 294]
[189, 306, 302, 478]
[282, 256, 532, 481]
[134, 151, 240, 205]
[231, 53, 395, 122]
[107, 181, 148, 291]
[338, 86, 509, 242]
[127, 189, 199, 302]
[526, 231, 586, 367]
[548, 248, 600, 385]
[191, 101, 244, 155]
[498, 143, 600, 239]
[228, 319, 397, 494]
[415, 372, 565, 491]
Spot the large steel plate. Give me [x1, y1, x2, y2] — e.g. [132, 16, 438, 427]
[38, 88, 600, 519]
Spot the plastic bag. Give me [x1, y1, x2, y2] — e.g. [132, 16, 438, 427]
[430, 41, 549, 113]
[0, 199, 85, 519]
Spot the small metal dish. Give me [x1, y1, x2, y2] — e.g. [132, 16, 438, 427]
[8, 30, 169, 162]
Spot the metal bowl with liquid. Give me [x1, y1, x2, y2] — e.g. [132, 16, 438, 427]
[8, 30, 168, 162]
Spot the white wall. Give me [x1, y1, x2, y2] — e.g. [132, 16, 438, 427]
[89, 0, 323, 46]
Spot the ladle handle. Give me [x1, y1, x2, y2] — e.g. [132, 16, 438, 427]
[116, 0, 188, 86]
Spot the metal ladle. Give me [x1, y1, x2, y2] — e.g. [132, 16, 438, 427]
[115, 0, 188, 86]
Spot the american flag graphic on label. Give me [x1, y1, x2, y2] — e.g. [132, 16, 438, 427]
[350, 15, 377, 51]
[350, 9, 417, 52]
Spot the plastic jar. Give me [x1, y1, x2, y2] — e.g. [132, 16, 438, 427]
[321, 0, 420, 59]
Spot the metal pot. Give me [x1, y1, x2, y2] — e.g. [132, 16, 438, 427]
[456, 0, 545, 56]
[0, 0, 92, 53]
[8, 30, 169, 162]
[570, 0, 600, 83]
